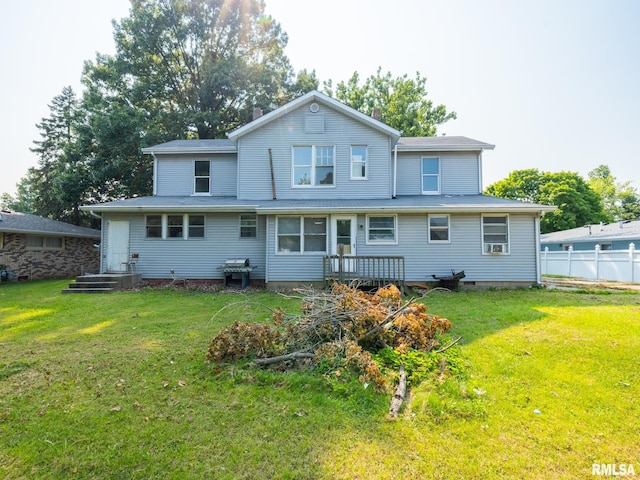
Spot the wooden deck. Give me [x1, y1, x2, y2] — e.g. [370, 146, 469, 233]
[323, 255, 405, 292]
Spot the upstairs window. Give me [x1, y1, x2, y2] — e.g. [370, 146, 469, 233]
[428, 215, 450, 243]
[351, 145, 367, 179]
[421, 157, 440, 194]
[482, 215, 509, 254]
[292, 146, 335, 187]
[194, 160, 210, 194]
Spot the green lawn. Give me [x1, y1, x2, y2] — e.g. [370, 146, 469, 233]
[1, 281, 639, 479]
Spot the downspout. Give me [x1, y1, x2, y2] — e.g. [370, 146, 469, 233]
[393, 143, 398, 198]
[477, 150, 483, 193]
[534, 213, 542, 284]
[152, 153, 158, 195]
[268, 148, 277, 200]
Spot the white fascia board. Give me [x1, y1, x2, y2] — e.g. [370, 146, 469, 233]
[141, 146, 237, 155]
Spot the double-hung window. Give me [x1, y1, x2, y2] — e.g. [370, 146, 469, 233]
[194, 160, 210, 194]
[292, 146, 335, 186]
[240, 214, 257, 238]
[277, 216, 327, 254]
[350, 145, 367, 179]
[482, 215, 509, 254]
[367, 215, 397, 244]
[421, 157, 440, 194]
[428, 215, 450, 243]
[145, 214, 206, 239]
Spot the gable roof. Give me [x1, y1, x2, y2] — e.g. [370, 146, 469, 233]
[226, 90, 402, 144]
[0, 211, 100, 238]
[540, 219, 640, 244]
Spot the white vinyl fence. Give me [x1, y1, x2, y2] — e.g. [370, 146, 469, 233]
[541, 243, 640, 283]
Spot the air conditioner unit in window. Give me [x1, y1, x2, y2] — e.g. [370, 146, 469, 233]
[488, 243, 507, 254]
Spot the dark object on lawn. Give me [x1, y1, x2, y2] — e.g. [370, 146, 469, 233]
[220, 259, 256, 288]
[431, 270, 465, 290]
[0, 267, 15, 282]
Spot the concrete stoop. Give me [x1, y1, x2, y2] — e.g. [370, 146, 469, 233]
[62, 274, 142, 294]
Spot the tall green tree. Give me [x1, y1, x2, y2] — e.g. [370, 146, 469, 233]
[587, 165, 640, 221]
[324, 68, 456, 136]
[84, 0, 293, 140]
[485, 169, 609, 233]
[28, 86, 94, 226]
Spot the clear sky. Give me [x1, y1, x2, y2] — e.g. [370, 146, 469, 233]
[2, 0, 639, 197]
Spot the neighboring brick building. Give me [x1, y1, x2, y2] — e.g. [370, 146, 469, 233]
[0, 210, 100, 280]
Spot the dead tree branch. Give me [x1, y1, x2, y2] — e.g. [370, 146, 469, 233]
[389, 365, 407, 418]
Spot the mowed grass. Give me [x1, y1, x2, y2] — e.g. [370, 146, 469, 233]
[0, 281, 639, 479]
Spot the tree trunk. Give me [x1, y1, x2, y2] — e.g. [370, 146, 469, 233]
[389, 365, 407, 418]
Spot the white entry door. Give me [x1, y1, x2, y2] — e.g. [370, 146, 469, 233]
[106, 220, 130, 272]
[332, 216, 357, 272]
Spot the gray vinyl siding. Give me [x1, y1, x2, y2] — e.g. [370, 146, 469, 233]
[396, 152, 480, 195]
[102, 212, 265, 279]
[156, 154, 237, 197]
[237, 103, 393, 200]
[264, 212, 538, 283]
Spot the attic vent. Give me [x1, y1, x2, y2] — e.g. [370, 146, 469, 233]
[309, 102, 320, 113]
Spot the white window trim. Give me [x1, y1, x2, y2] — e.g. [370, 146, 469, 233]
[275, 215, 328, 255]
[193, 159, 211, 196]
[145, 214, 206, 240]
[366, 214, 398, 245]
[350, 145, 368, 180]
[428, 214, 450, 244]
[291, 145, 336, 188]
[25, 235, 65, 251]
[240, 214, 258, 239]
[481, 213, 510, 255]
[421, 157, 441, 195]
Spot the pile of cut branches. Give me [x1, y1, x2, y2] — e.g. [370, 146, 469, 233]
[207, 284, 453, 405]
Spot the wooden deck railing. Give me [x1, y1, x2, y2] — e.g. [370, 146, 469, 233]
[323, 255, 405, 292]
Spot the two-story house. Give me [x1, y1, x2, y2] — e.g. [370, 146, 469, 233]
[82, 90, 554, 288]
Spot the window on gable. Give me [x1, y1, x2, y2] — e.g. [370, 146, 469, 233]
[482, 215, 509, 254]
[428, 214, 450, 243]
[351, 145, 367, 179]
[240, 214, 257, 238]
[367, 215, 397, 244]
[194, 160, 210, 194]
[277, 216, 327, 254]
[292, 146, 334, 187]
[421, 157, 440, 194]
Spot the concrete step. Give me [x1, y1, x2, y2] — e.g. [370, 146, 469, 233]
[61, 287, 117, 294]
[62, 273, 141, 294]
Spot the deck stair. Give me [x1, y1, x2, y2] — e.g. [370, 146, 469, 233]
[62, 274, 141, 294]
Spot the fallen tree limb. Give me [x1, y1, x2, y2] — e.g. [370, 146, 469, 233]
[434, 336, 462, 353]
[389, 365, 407, 418]
[253, 352, 316, 366]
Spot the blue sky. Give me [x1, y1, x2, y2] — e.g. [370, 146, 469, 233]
[2, 0, 639, 197]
